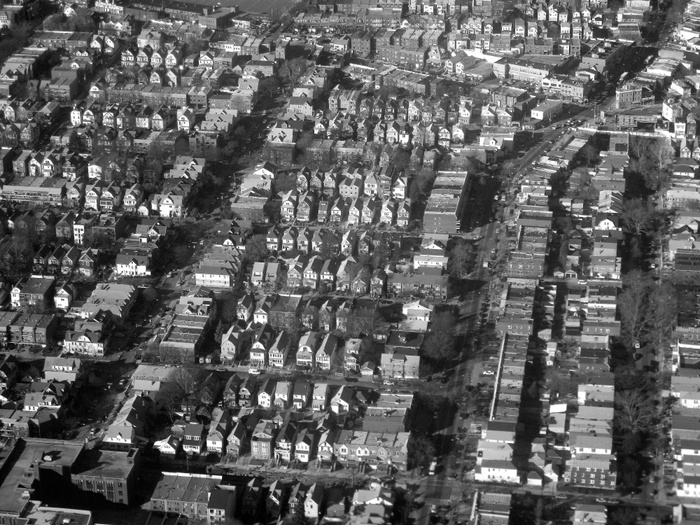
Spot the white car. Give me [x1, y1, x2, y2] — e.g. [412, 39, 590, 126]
[249, 368, 261, 375]
[481, 370, 495, 376]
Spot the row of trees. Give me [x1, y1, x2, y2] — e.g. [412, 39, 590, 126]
[628, 137, 674, 193]
[618, 270, 677, 351]
[611, 134, 676, 499]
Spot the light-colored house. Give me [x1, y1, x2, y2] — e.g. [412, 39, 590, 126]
[206, 408, 230, 455]
[401, 300, 434, 332]
[297, 331, 318, 368]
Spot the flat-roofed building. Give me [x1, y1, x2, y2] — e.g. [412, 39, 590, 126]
[72, 448, 140, 505]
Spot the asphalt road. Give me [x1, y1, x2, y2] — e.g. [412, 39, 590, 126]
[413, 194, 503, 518]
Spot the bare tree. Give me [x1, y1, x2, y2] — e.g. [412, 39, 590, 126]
[643, 138, 673, 191]
[615, 390, 655, 434]
[157, 382, 182, 421]
[169, 367, 206, 414]
[620, 198, 656, 236]
[618, 270, 653, 347]
[448, 241, 474, 279]
[645, 282, 678, 351]
[629, 138, 673, 191]
[497, 159, 518, 182]
[279, 58, 309, 93]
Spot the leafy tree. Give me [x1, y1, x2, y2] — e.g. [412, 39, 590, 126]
[372, 241, 391, 270]
[42, 13, 67, 30]
[157, 382, 183, 421]
[347, 308, 377, 338]
[577, 144, 599, 167]
[219, 293, 238, 324]
[500, 159, 518, 178]
[243, 234, 269, 265]
[273, 171, 297, 194]
[423, 311, 457, 363]
[409, 168, 436, 203]
[257, 76, 282, 101]
[279, 57, 309, 92]
[407, 433, 435, 470]
[0, 235, 33, 281]
[448, 240, 474, 279]
[263, 200, 281, 224]
[392, 149, 411, 171]
[545, 367, 577, 401]
[0, 22, 31, 60]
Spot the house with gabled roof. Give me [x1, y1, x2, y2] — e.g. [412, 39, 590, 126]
[303, 256, 324, 289]
[237, 293, 255, 322]
[316, 333, 338, 371]
[295, 427, 316, 463]
[312, 383, 329, 411]
[286, 257, 305, 290]
[331, 385, 354, 415]
[257, 377, 275, 408]
[238, 375, 256, 407]
[297, 331, 318, 368]
[250, 323, 274, 369]
[275, 421, 296, 464]
[281, 227, 298, 252]
[153, 435, 181, 456]
[281, 190, 299, 222]
[228, 420, 248, 459]
[292, 381, 312, 410]
[253, 295, 273, 325]
[320, 259, 339, 290]
[305, 484, 324, 519]
[267, 480, 288, 519]
[207, 408, 231, 455]
[268, 331, 292, 368]
[317, 428, 336, 463]
[251, 419, 275, 459]
[274, 380, 292, 409]
[297, 192, 315, 223]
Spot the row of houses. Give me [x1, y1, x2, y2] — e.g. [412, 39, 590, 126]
[147, 470, 395, 523]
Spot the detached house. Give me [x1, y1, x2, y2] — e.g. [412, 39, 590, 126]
[316, 333, 338, 371]
[268, 331, 292, 368]
[183, 423, 205, 454]
[312, 383, 329, 411]
[206, 408, 230, 455]
[295, 427, 316, 463]
[251, 419, 276, 459]
[292, 382, 312, 410]
[297, 331, 318, 368]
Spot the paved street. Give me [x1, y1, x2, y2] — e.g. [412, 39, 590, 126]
[410, 176, 506, 522]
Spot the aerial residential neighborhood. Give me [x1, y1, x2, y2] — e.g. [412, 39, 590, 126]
[0, 0, 695, 522]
